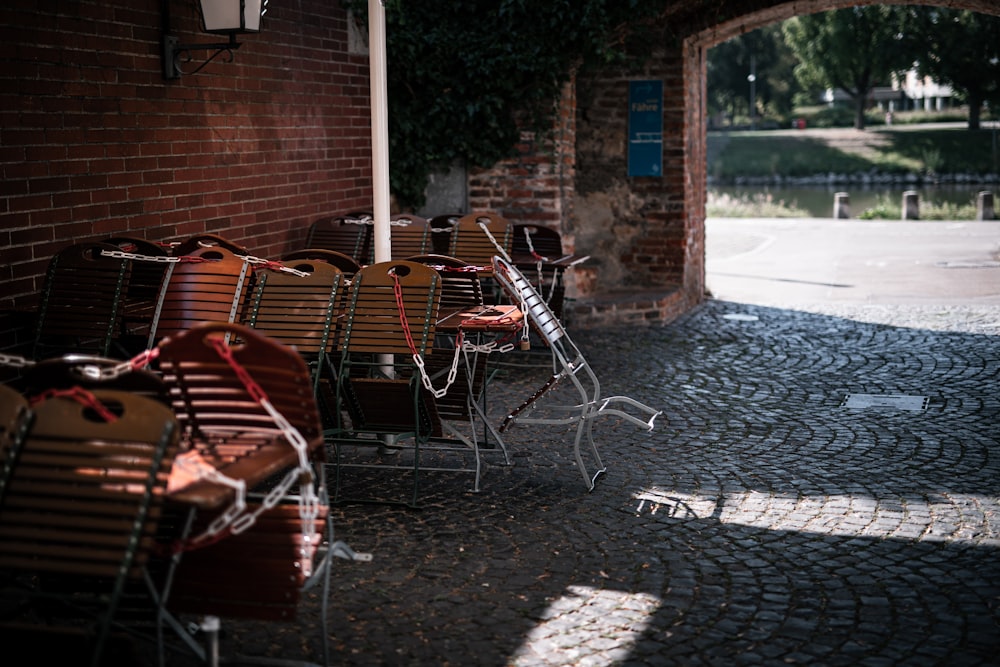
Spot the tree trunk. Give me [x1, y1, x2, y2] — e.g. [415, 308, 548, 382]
[854, 96, 867, 130]
[967, 92, 983, 130]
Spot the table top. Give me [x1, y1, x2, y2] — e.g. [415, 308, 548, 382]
[436, 304, 523, 332]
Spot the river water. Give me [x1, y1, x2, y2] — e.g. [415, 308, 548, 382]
[708, 183, 995, 218]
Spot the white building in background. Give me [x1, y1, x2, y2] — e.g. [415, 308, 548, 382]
[896, 70, 955, 111]
[822, 69, 955, 113]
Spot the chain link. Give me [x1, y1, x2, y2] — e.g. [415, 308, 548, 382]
[0, 353, 34, 369]
[476, 219, 512, 262]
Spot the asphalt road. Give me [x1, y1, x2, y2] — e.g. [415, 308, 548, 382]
[706, 217, 1000, 306]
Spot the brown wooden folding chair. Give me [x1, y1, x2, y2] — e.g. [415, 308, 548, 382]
[147, 245, 253, 348]
[386, 213, 431, 260]
[449, 212, 513, 272]
[428, 213, 462, 255]
[327, 260, 492, 505]
[305, 214, 372, 264]
[510, 223, 589, 320]
[31, 241, 130, 360]
[406, 254, 484, 317]
[0, 385, 180, 667]
[244, 258, 347, 438]
[283, 247, 363, 277]
[154, 321, 368, 667]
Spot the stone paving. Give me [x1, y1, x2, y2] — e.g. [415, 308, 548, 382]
[165, 299, 999, 666]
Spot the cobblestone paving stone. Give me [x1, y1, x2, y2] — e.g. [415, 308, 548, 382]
[165, 300, 999, 666]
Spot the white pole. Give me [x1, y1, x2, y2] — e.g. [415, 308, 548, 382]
[369, 0, 391, 264]
[368, 0, 395, 399]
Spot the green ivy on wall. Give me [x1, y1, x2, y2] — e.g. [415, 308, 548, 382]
[344, 0, 664, 208]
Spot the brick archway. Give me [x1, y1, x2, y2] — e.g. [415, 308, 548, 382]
[561, 0, 1000, 326]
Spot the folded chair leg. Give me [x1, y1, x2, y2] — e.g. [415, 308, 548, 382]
[573, 413, 607, 491]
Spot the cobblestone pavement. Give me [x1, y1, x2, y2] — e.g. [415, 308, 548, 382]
[183, 299, 999, 667]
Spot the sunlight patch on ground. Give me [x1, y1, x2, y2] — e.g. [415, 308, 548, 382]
[508, 586, 660, 666]
[633, 488, 1000, 545]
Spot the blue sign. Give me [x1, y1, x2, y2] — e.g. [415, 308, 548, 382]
[628, 80, 663, 177]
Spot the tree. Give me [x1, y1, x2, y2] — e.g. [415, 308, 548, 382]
[343, 0, 663, 208]
[902, 8, 1000, 130]
[707, 25, 797, 128]
[782, 7, 914, 130]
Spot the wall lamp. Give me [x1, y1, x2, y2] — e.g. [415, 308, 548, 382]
[162, 0, 268, 80]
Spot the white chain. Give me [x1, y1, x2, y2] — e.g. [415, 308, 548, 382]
[0, 352, 34, 369]
[411, 333, 464, 399]
[101, 248, 309, 277]
[101, 249, 180, 263]
[476, 220, 512, 262]
[461, 338, 515, 355]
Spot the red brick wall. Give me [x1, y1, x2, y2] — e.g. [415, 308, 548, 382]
[1, 0, 372, 311]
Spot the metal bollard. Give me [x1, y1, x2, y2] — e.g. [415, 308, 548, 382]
[976, 191, 995, 220]
[833, 192, 850, 219]
[902, 191, 920, 220]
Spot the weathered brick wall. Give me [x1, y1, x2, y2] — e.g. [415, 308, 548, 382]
[0, 0, 372, 311]
[468, 79, 577, 229]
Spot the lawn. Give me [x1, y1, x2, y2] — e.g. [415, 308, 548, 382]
[709, 126, 1000, 181]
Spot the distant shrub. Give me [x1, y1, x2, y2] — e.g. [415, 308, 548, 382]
[857, 194, 977, 220]
[707, 192, 811, 217]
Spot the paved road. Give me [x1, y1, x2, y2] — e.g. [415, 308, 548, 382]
[707, 218, 1000, 306]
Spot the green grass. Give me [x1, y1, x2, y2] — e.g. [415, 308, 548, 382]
[710, 127, 1000, 181]
[706, 192, 811, 217]
[856, 194, 979, 220]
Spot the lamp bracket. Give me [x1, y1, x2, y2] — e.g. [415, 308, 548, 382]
[163, 33, 242, 79]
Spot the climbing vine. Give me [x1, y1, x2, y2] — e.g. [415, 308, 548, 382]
[343, 0, 664, 208]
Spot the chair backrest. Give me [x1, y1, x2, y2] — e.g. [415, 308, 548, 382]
[306, 214, 372, 263]
[170, 233, 250, 257]
[149, 246, 253, 347]
[153, 323, 331, 639]
[16, 354, 169, 406]
[156, 322, 324, 507]
[511, 224, 564, 262]
[384, 213, 430, 260]
[492, 255, 565, 346]
[0, 384, 32, 491]
[427, 213, 462, 255]
[340, 260, 441, 356]
[0, 388, 178, 577]
[32, 241, 130, 360]
[406, 254, 484, 316]
[244, 260, 345, 362]
[104, 236, 172, 344]
[283, 248, 362, 277]
[449, 212, 512, 268]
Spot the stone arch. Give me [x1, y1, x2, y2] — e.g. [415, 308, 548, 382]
[566, 0, 1000, 326]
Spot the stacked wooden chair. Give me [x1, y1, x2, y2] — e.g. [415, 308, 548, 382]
[0, 381, 180, 666]
[1, 319, 369, 666]
[449, 212, 513, 273]
[427, 213, 463, 255]
[146, 244, 253, 349]
[509, 223, 588, 321]
[305, 213, 373, 264]
[284, 248, 362, 277]
[325, 260, 494, 506]
[103, 236, 172, 350]
[153, 321, 367, 666]
[31, 241, 131, 360]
